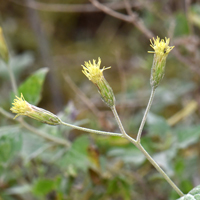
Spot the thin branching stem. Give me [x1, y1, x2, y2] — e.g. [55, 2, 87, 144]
[11, 0, 140, 13]
[136, 88, 156, 143]
[111, 104, 184, 197]
[90, 0, 153, 38]
[61, 121, 123, 137]
[111, 106, 136, 144]
[136, 143, 184, 197]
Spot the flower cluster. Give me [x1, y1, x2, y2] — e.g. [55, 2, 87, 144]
[82, 57, 111, 84]
[11, 94, 33, 119]
[11, 94, 62, 125]
[148, 36, 174, 89]
[10, 36, 174, 123]
[148, 36, 174, 56]
[82, 57, 115, 107]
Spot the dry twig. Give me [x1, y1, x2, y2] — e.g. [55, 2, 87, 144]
[90, 0, 154, 38]
[10, 0, 141, 13]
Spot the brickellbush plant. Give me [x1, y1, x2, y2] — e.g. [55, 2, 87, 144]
[1, 26, 199, 199]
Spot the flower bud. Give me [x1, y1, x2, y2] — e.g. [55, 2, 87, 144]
[0, 27, 9, 64]
[148, 36, 174, 89]
[10, 94, 61, 125]
[82, 57, 115, 107]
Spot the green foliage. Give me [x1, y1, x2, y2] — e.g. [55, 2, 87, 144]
[32, 178, 56, 197]
[0, 126, 22, 165]
[174, 125, 200, 149]
[17, 68, 48, 105]
[107, 146, 145, 166]
[177, 185, 200, 200]
[58, 136, 91, 172]
[107, 176, 131, 200]
[1, 1, 200, 199]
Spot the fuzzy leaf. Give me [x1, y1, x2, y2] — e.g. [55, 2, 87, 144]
[17, 68, 48, 105]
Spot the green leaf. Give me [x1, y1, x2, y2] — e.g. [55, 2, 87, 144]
[107, 176, 131, 200]
[174, 125, 200, 149]
[177, 185, 200, 200]
[5, 185, 31, 195]
[189, 185, 200, 196]
[194, 194, 200, 200]
[152, 147, 177, 176]
[17, 68, 48, 105]
[0, 139, 13, 163]
[147, 112, 170, 138]
[107, 146, 145, 166]
[32, 178, 55, 196]
[20, 130, 46, 160]
[0, 126, 22, 164]
[184, 194, 195, 200]
[57, 136, 90, 172]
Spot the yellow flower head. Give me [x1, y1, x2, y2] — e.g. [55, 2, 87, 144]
[82, 57, 111, 84]
[10, 93, 62, 125]
[148, 36, 174, 56]
[82, 57, 115, 107]
[10, 93, 33, 119]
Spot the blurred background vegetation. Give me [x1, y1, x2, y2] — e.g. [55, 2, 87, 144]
[1, 0, 200, 199]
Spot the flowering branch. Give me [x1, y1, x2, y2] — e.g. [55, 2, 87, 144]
[81, 40, 183, 197]
[10, 94, 123, 138]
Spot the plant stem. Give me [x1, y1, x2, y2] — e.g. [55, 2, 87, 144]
[136, 88, 156, 143]
[136, 143, 184, 197]
[111, 106, 136, 144]
[61, 121, 123, 137]
[7, 62, 18, 95]
[0, 107, 14, 119]
[111, 105, 184, 197]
